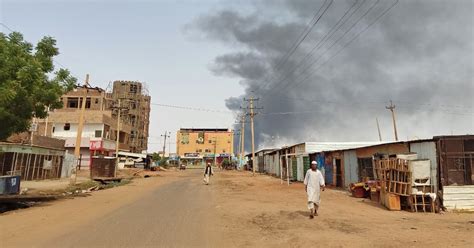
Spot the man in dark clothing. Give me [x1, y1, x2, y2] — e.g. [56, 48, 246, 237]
[203, 163, 213, 185]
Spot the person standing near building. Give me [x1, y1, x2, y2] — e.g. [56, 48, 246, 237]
[304, 161, 325, 219]
[203, 162, 213, 185]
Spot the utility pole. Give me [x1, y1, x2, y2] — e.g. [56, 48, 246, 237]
[161, 131, 170, 157]
[235, 114, 246, 170]
[236, 131, 242, 166]
[376, 117, 382, 141]
[112, 98, 128, 177]
[244, 96, 262, 176]
[168, 132, 171, 156]
[240, 115, 245, 170]
[385, 100, 398, 141]
[74, 74, 89, 169]
[213, 137, 218, 166]
[115, 98, 121, 166]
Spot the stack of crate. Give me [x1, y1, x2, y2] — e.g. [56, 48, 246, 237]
[375, 158, 412, 210]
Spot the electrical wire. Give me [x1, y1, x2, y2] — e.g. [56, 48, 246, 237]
[279, 0, 399, 94]
[257, 0, 334, 93]
[151, 103, 234, 114]
[1, 22, 87, 83]
[261, 0, 365, 98]
[268, 0, 384, 97]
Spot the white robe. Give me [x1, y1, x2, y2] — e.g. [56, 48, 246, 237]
[304, 169, 325, 209]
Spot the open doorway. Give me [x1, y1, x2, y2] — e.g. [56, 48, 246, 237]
[335, 158, 342, 187]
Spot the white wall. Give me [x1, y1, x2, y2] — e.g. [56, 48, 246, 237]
[52, 123, 104, 139]
[410, 141, 438, 193]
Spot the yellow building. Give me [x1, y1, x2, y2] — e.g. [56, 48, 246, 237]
[176, 128, 233, 166]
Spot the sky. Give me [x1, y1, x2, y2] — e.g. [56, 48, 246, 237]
[1, 0, 473, 154]
[0, 0, 246, 153]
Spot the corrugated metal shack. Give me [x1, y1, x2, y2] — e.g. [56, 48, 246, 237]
[265, 149, 280, 176]
[435, 135, 474, 211]
[315, 141, 431, 188]
[305, 135, 474, 211]
[276, 142, 383, 184]
[305, 142, 388, 187]
[0, 143, 65, 181]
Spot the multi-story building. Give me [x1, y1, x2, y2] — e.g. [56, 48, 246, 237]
[176, 128, 233, 166]
[112, 81, 151, 153]
[19, 81, 151, 167]
[35, 86, 133, 168]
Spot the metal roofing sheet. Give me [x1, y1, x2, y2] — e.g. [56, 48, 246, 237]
[304, 142, 389, 153]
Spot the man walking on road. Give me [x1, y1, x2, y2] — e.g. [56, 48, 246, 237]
[203, 162, 213, 185]
[304, 161, 325, 219]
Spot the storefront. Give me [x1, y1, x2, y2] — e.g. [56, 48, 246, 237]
[181, 153, 202, 166]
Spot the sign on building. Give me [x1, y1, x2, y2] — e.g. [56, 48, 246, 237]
[197, 132, 205, 144]
[181, 133, 189, 144]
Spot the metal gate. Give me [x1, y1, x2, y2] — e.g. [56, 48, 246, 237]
[292, 157, 298, 181]
[303, 156, 310, 178]
[438, 137, 474, 186]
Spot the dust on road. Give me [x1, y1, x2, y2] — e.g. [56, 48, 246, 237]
[214, 171, 474, 248]
[1, 169, 473, 248]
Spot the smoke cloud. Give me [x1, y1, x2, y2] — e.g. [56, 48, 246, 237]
[190, 0, 473, 151]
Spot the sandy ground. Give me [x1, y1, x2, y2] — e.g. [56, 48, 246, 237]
[215, 171, 474, 248]
[18, 168, 159, 195]
[1, 169, 473, 248]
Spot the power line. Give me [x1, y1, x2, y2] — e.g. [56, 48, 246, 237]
[261, 0, 365, 98]
[151, 97, 474, 117]
[0, 23, 14, 32]
[268, 0, 385, 97]
[151, 102, 234, 114]
[280, 95, 474, 112]
[259, 109, 473, 117]
[1, 22, 86, 83]
[272, 0, 399, 97]
[257, 0, 334, 93]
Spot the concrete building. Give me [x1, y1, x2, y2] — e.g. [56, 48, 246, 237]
[112, 81, 151, 153]
[176, 128, 233, 166]
[27, 81, 151, 167]
[34, 87, 133, 168]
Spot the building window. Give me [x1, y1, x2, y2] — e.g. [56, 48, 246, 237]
[130, 84, 138, 93]
[52, 126, 55, 133]
[95, 98, 99, 104]
[223, 150, 226, 153]
[95, 130, 103, 138]
[64, 123, 71, 131]
[209, 140, 212, 144]
[67, 98, 79, 108]
[79, 98, 91, 109]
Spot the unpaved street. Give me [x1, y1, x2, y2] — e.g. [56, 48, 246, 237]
[1, 169, 473, 248]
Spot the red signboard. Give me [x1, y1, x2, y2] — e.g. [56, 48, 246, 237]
[90, 140, 103, 150]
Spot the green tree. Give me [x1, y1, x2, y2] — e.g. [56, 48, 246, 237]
[0, 32, 76, 140]
[151, 152, 161, 162]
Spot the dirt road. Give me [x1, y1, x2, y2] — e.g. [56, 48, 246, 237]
[1, 169, 473, 248]
[0, 170, 221, 248]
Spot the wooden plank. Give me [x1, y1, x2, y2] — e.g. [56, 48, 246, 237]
[444, 202, 474, 210]
[30, 154, 37, 181]
[444, 186, 474, 194]
[24, 153, 31, 181]
[444, 194, 474, 200]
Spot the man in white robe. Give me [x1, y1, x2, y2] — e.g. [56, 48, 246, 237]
[304, 161, 325, 219]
